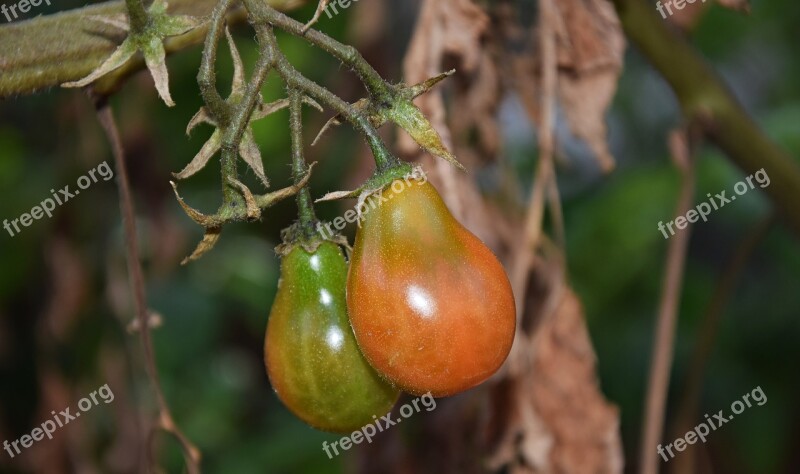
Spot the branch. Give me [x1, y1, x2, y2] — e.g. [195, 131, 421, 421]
[0, 0, 305, 98]
[243, 0, 392, 102]
[639, 130, 695, 474]
[94, 98, 200, 473]
[510, 0, 557, 301]
[249, 18, 400, 171]
[667, 214, 773, 474]
[611, 0, 800, 237]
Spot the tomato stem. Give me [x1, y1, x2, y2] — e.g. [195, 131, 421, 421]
[243, 0, 393, 105]
[252, 22, 401, 173]
[197, 0, 234, 123]
[289, 89, 318, 240]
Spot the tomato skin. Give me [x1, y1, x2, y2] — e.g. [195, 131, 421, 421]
[265, 241, 399, 432]
[347, 179, 516, 397]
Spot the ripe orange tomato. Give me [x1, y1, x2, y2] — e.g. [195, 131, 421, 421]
[347, 176, 516, 397]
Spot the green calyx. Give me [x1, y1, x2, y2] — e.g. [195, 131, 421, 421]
[62, 0, 203, 107]
[315, 162, 416, 203]
[275, 221, 350, 258]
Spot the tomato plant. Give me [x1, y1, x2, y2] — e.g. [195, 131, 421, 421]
[347, 177, 516, 397]
[265, 240, 399, 432]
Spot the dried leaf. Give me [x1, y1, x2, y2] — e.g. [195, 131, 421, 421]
[226, 27, 246, 99]
[227, 177, 261, 221]
[181, 227, 222, 265]
[311, 115, 341, 146]
[174, 129, 221, 180]
[186, 108, 214, 135]
[315, 188, 360, 202]
[505, 0, 624, 172]
[62, 39, 137, 88]
[142, 35, 174, 107]
[400, 0, 491, 163]
[302, 0, 332, 33]
[170, 181, 215, 226]
[239, 130, 269, 188]
[256, 162, 316, 208]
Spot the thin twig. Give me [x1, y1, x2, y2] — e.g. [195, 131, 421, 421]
[197, 0, 235, 121]
[301, 0, 331, 33]
[94, 98, 201, 474]
[639, 129, 696, 474]
[668, 213, 774, 474]
[509, 0, 558, 320]
[245, 0, 392, 101]
[249, 18, 399, 171]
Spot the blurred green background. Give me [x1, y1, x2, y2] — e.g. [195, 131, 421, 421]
[0, 0, 798, 473]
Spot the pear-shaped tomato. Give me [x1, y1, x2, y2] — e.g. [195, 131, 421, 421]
[347, 177, 516, 397]
[265, 241, 399, 432]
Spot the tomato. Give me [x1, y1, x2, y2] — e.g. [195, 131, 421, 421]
[347, 177, 516, 397]
[265, 240, 399, 432]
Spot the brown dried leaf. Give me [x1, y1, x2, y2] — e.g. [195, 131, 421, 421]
[226, 177, 261, 221]
[239, 130, 270, 188]
[315, 188, 360, 202]
[501, 0, 624, 172]
[403, 0, 501, 161]
[181, 227, 222, 265]
[173, 129, 221, 180]
[553, 0, 623, 172]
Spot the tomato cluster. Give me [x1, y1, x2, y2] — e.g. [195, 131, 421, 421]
[265, 172, 516, 432]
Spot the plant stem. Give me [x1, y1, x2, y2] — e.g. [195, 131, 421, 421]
[250, 18, 398, 170]
[218, 38, 273, 203]
[244, 0, 393, 102]
[289, 90, 318, 237]
[198, 0, 235, 122]
[611, 0, 800, 237]
[94, 98, 200, 474]
[0, 0, 302, 98]
[639, 130, 695, 474]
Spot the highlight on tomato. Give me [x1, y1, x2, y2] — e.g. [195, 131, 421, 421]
[347, 170, 516, 397]
[265, 237, 399, 432]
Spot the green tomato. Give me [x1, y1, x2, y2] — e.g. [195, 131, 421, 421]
[265, 240, 399, 433]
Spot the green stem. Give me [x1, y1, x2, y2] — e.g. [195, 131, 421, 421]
[251, 19, 399, 171]
[218, 37, 272, 204]
[0, 0, 301, 98]
[244, 0, 393, 102]
[197, 0, 234, 122]
[288, 90, 318, 237]
[611, 0, 800, 236]
[125, 0, 149, 33]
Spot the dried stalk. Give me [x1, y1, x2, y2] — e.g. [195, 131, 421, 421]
[94, 99, 201, 474]
[639, 129, 696, 474]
